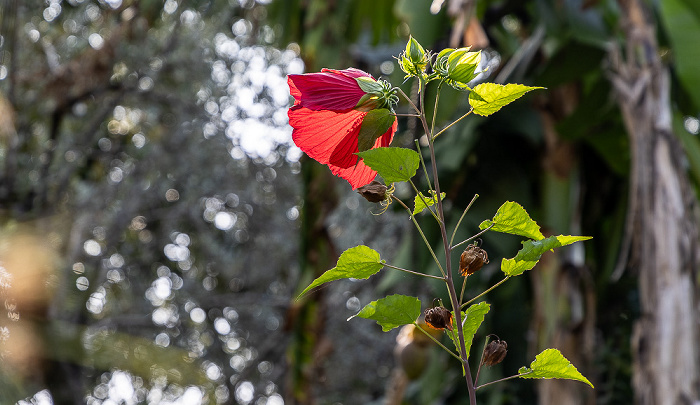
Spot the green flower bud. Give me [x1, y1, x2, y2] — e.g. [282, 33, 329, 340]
[398, 36, 428, 79]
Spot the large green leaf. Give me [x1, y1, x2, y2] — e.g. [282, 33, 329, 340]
[479, 201, 545, 240]
[501, 235, 592, 276]
[350, 294, 422, 332]
[298, 246, 383, 298]
[357, 109, 396, 152]
[357, 147, 420, 184]
[469, 83, 543, 116]
[447, 302, 490, 358]
[413, 191, 445, 215]
[518, 348, 594, 388]
[659, 0, 700, 111]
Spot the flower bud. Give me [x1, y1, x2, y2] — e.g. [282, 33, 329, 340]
[460, 244, 489, 276]
[357, 181, 388, 203]
[424, 306, 453, 331]
[399, 36, 428, 78]
[481, 338, 507, 366]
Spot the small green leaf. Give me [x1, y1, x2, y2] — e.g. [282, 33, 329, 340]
[413, 191, 445, 215]
[357, 109, 396, 152]
[298, 246, 383, 298]
[447, 302, 490, 358]
[479, 201, 545, 240]
[501, 235, 592, 276]
[469, 83, 543, 116]
[518, 348, 594, 388]
[349, 294, 422, 332]
[357, 147, 420, 184]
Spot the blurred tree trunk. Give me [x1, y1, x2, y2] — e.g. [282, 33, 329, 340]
[610, 1, 700, 403]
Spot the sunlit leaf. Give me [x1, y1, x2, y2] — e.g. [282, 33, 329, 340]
[479, 201, 545, 240]
[518, 348, 594, 388]
[357, 147, 420, 184]
[413, 191, 445, 215]
[357, 109, 396, 152]
[501, 235, 592, 276]
[298, 245, 383, 298]
[447, 302, 490, 358]
[469, 83, 543, 116]
[349, 294, 422, 332]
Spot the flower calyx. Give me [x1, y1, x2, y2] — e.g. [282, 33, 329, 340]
[481, 335, 507, 366]
[424, 304, 453, 331]
[433, 46, 484, 91]
[354, 77, 399, 112]
[460, 243, 489, 276]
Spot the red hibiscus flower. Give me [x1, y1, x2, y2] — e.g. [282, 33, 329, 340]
[288, 68, 398, 189]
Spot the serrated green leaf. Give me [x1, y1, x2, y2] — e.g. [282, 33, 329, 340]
[357, 109, 396, 153]
[349, 294, 421, 332]
[357, 147, 420, 184]
[298, 245, 383, 298]
[447, 302, 490, 358]
[413, 191, 445, 215]
[501, 235, 592, 276]
[518, 348, 594, 388]
[469, 83, 543, 116]
[479, 201, 545, 240]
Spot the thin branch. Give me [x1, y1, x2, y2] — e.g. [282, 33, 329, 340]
[461, 276, 510, 309]
[452, 223, 494, 250]
[413, 322, 462, 362]
[408, 178, 440, 222]
[392, 195, 446, 277]
[476, 372, 530, 390]
[449, 194, 479, 247]
[396, 86, 421, 115]
[433, 108, 473, 140]
[383, 263, 444, 280]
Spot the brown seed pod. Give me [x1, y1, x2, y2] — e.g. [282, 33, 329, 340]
[481, 338, 507, 366]
[424, 306, 453, 331]
[356, 180, 388, 203]
[460, 244, 489, 276]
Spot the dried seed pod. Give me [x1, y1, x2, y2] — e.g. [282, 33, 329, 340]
[481, 338, 507, 366]
[460, 244, 489, 276]
[424, 306, 453, 331]
[357, 180, 388, 203]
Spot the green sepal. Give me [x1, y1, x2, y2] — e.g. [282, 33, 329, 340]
[349, 294, 422, 332]
[447, 48, 481, 84]
[501, 235, 592, 276]
[518, 348, 594, 388]
[357, 109, 395, 152]
[297, 245, 384, 298]
[355, 76, 384, 94]
[357, 147, 420, 184]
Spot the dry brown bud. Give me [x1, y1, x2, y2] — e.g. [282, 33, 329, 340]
[481, 338, 507, 366]
[424, 306, 453, 331]
[357, 180, 388, 203]
[460, 244, 489, 276]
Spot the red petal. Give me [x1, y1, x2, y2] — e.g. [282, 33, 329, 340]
[287, 69, 371, 111]
[289, 106, 366, 164]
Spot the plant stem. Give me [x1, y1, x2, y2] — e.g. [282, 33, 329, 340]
[396, 87, 421, 115]
[414, 139, 434, 193]
[473, 338, 491, 386]
[461, 276, 510, 309]
[392, 195, 446, 278]
[433, 108, 473, 140]
[413, 322, 462, 361]
[408, 179, 440, 222]
[383, 263, 444, 280]
[419, 78, 477, 405]
[452, 223, 494, 250]
[449, 194, 479, 247]
[475, 372, 530, 390]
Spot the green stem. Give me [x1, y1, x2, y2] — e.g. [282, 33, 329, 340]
[459, 274, 469, 304]
[393, 113, 422, 118]
[396, 87, 421, 115]
[475, 372, 531, 391]
[408, 179, 440, 222]
[414, 139, 434, 193]
[418, 77, 477, 405]
[461, 276, 510, 309]
[392, 195, 446, 278]
[383, 263, 444, 280]
[413, 322, 462, 362]
[473, 338, 491, 386]
[433, 108, 474, 140]
[430, 82, 443, 136]
[449, 194, 479, 247]
[452, 223, 494, 250]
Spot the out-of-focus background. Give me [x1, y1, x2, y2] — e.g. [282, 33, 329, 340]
[1, 0, 699, 404]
